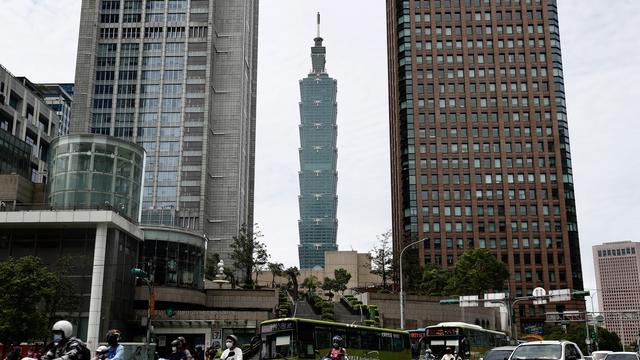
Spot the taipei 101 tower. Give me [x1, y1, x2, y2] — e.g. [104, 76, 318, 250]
[297, 13, 339, 269]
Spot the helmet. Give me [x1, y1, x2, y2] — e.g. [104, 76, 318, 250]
[332, 336, 343, 342]
[96, 346, 109, 355]
[52, 320, 73, 338]
[106, 329, 121, 341]
[226, 335, 238, 344]
[178, 336, 187, 344]
[171, 339, 182, 348]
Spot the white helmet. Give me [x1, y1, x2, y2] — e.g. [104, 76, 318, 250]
[96, 346, 109, 355]
[52, 320, 73, 338]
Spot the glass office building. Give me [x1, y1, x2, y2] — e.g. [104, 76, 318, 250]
[298, 22, 339, 269]
[70, 0, 259, 262]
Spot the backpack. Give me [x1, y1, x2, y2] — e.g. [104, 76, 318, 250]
[76, 340, 91, 360]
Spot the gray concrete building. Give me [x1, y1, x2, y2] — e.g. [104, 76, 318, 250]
[70, 0, 259, 261]
[0, 64, 61, 184]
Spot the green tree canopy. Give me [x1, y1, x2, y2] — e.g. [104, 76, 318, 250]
[333, 268, 352, 294]
[0, 256, 59, 343]
[267, 262, 284, 287]
[544, 323, 622, 353]
[230, 223, 269, 287]
[419, 264, 450, 296]
[370, 230, 393, 289]
[446, 249, 509, 295]
[302, 275, 321, 293]
[285, 267, 300, 300]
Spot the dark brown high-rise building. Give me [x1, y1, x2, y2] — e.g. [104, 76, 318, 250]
[386, 0, 584, 334]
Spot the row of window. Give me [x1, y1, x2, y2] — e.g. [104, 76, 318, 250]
[597, 247, 637, 257]
[412, 24, 547, 37]
[421, 220, 566, 233]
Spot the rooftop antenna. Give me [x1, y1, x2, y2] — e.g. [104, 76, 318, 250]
[317, 12, 321, 38]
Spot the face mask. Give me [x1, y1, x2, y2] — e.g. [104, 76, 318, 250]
[172, 347, 177, 352]
[225, 341, 233, 349]
[333, 343, 339, 349]
[108, 337, 118, 346]
[53, 334, 63, 342]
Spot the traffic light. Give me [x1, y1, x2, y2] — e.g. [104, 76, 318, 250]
[439, 299, 460, 305]
[572, 290, 590, 299]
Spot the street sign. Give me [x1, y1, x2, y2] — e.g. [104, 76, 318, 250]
[533, 287, 548, 305]
[484, 292, 506, 308]
[549, 289, 572, 302]
[459, 295, 479, 307]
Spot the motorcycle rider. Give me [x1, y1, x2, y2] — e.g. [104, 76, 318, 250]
[169, 339, 187, 360]
[220, 335, 242, 360]
[41, 320, 89, 360]
[440, 348, 456, 360]
[326, 336, 347, 360]
[105, 329, 124, 360]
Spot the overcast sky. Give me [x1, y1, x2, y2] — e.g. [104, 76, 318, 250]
[1, 0, 639, 310]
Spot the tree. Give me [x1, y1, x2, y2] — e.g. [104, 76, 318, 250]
[0, 256, 58, 343]
[230, 223, 269, 287]
[302, 275, 321, 293]
[446, 249, 509, 295]
[419, 264, 450, 296]
[370, 230, 393, 289]
[545, 324, 622, 353]
[47, 256, 81, 325]
[267, 262, 284, 287]
[333, 268, 352, 294]
[285, 267, 300, 300]
[322, 269, 352, 297]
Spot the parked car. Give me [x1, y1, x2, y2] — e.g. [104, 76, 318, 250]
[481, 346, 517, 360]
[508, 340, 584, 360]
[603, 353, 640, 360]
[592, 351, 613, 360]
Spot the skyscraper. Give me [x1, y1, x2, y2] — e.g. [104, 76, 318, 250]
[70, 0, 259, 260]
[593, 241, 640, 347]
[386, 0, 584, 331]
[298, 14, 338, 269]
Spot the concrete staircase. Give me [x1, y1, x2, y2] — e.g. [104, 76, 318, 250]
[294, 299, 320, 320]
[333, 300, 363, 325]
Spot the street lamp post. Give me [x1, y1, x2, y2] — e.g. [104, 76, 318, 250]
[131, 268, 153, 351]
[399, 238, 426, 329]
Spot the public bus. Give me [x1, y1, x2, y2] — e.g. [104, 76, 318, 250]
[259, 317, 411, 360]
[410, 322, 509, 360]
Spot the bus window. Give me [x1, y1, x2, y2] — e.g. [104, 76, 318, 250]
[298, 322, 315, 358]
[381, 332, 393, 352]
[315, 327, 332, 350]
[346, 329, 362, 349]
[392, 333, 404, 352]
[262, 332, 295, 359]
[363, 330, 380, 351]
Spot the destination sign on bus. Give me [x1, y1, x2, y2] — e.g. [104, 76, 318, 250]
[261, 321, 295, 333]
[426, 327, 459, 336]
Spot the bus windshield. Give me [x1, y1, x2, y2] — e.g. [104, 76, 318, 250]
[262, 331, 296, 359]
[261, 321, 297, 359]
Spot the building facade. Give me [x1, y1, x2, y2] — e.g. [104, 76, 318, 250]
[70, 0, 259, 261]
[298, 17, 339, 269]
[0, 64, 61, 184]
[593, 241, 640, 347]
[386, 0, 584, 334]
[38, 83, 74, 136]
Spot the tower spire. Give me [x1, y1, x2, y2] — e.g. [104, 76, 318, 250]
[317, 12, 320, 38]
